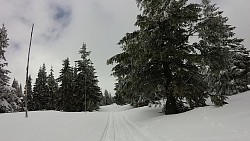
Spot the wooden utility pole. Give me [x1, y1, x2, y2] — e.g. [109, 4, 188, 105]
[25, 23, 34, 118]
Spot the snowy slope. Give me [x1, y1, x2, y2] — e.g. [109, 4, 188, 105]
[0, 92, 249, 141]
[124, 92, 250, 141]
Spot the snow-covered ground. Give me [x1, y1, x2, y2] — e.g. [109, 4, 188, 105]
[0, 92, 250, 141]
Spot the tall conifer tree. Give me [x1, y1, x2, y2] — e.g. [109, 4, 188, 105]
[74, 43, 102, 111]
[47, 67, 58, 110]
[33, 64, 49, 110]
[0, 24, 22, 112]
[108, 0, 248, 114]
[57, 58, 74, 111]
[0, 24, 10, 88]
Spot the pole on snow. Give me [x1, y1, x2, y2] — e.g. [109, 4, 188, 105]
[25, 23, 34, 118]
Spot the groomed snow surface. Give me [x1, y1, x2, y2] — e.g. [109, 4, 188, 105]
[1, 92, 250, 141]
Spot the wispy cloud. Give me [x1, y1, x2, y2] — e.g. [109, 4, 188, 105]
[37, 2, 72, 42]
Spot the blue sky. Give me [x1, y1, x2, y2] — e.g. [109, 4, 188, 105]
[1, 0, 250, 94]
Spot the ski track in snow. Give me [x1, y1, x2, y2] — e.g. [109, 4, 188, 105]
[99, 105, 162, 141]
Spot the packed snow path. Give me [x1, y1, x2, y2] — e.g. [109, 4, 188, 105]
[99, 105, 162, 141]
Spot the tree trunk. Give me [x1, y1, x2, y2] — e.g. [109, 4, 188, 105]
[165, 93, 179, 115]
[163, 62, 179, 115]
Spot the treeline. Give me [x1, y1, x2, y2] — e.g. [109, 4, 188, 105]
[0, 23, 107, 112]
[26, 43, 103, 112]
[108, 0, 250, 114]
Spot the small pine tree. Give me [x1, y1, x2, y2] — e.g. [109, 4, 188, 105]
[11, 78, 19, 90]
[11, 79, 23, 97]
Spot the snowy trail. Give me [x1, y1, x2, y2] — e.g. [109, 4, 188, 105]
[99, 105, 163, 141]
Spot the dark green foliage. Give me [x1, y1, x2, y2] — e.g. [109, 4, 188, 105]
[102, 89, 113, 105]
[11, 79, 23, 97]
[33, 64, 50, 110]
[56, 43, 102, 112]
[26, 43, 102, 112]
[18, 84, 23, 97]
[108, 0, 249, 114]
[112, 77, 127, 105]
[47, 67, 58, 110]
[57, 58, 74, 111]
[0, 24, 23, 113]
[73, 43, 102, 111]
[197, 0, 249, 104]
[11, 78, 19, 90]
[25, 75, 34, 111]
[0, 24, 10, 87]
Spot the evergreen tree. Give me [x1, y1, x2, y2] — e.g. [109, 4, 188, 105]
[11, 79, 23, 97]
[0, 24, 22, 112]
[108, 0, 203, 114]
[113, 78, 126, 105]
[33, 64, 49, 110]
[197, 0, 248, 105]
[47, 66, 58, 110]
[102, 89, 112, 105]
[11, 78, 19, 90]
[57, 58, 74, 111]
[18, 83, 23, 97]
[0, 24, 10, 88]
[108, 0, 248, 114]
[74, 43, 102, 111]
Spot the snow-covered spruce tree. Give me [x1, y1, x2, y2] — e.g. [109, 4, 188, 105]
[108, 0, 203, 114]
[232, 52, 250, 93]
[0, 24, 10, 88]
[33, 63, 49, 110]
[108, 0, 248, 114]
[74, 43, 102, 112]
[10, 79, 24, 110]
[0, 24, 22, 113]
[197, 0, 249, 106]
[47, 66, 58, 110]
[57, 58, 74, 112]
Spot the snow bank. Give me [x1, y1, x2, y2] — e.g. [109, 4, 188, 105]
[126, 92, 250, 141]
